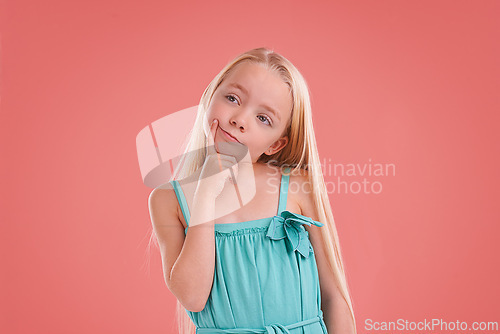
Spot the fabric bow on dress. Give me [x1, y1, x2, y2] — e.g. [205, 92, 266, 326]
[266, 210, 324, 259]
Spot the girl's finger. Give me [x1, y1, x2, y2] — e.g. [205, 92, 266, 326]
[217, 153, 238, 165]
[221, 156, 238, 184]
[231, 164, 238, 183]
[206, 119, 218, 156]
[206, 119, 224, 172]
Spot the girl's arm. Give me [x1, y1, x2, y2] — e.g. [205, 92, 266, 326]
[292, 172, 356, 334]
[149, 186, 217, 312]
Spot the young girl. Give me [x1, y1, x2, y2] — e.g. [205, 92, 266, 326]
[149, 47, 356, 334]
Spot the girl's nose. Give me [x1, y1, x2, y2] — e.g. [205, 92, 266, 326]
[229, 110, 248, 131]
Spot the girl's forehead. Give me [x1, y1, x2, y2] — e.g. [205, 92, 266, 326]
[224, 62, 280, 85]
[218, 62, 293, 117]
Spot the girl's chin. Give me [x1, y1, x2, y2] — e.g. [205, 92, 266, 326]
[215, 141, 249, 159]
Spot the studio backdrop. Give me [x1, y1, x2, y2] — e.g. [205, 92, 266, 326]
[1, 1, 499, 333]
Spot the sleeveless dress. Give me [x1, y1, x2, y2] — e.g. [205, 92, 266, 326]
[170, 167, 328, 334]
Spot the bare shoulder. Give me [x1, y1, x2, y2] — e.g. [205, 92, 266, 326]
[288, 168, 326, 258]
[148, 186, 183, 229]
[288, 168, 318, 220]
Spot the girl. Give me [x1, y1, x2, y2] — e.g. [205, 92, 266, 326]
[149, 47, 356, 334]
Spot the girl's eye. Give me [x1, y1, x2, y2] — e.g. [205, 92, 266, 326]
[225, 94, 271, 126]
[257, 115, 271, 125]
[226, 95, 238, 104]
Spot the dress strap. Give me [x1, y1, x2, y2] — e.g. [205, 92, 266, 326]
[277, 167, 291, 215]
[169, 180, 191, 227]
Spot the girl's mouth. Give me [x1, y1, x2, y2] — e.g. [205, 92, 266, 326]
[219, 127, 241, 143]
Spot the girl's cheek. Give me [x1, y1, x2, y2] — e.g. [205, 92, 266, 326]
[209, 106, 224, 120]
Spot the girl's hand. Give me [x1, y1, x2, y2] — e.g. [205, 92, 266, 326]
[196, 119, 238, 199]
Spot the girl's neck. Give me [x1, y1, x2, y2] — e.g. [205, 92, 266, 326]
[177, 161, 278, 186]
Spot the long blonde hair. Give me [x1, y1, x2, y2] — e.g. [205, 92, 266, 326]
[154, 47, 356, 333]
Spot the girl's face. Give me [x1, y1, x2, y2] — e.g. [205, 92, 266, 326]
[204, 62, 293, 164]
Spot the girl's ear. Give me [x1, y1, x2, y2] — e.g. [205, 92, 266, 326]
[264, 136, 289, 156]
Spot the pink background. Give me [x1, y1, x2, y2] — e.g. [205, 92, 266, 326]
[1, 0, 499, 333]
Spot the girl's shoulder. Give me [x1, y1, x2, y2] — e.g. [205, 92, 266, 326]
[287, 167, 314, 216]
[148, 185, 184, 228]
[256, 164, 312, 215]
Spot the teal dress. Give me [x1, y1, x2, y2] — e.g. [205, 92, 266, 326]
[170, 167, 328, 333]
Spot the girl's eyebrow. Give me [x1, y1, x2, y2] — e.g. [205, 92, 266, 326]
[260, 104, 280, 121]
[227, 82, 281, 122]
[227, 82, 248, 95]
